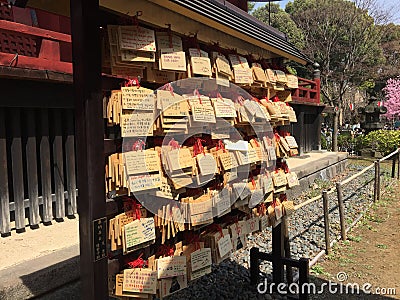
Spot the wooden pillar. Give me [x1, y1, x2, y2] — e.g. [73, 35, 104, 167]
[0, 108, 10, 236]
[70, 0, 108, 299]
[322, 191, 331, 254]
[298, 111, 305, 156]
[40, 109, 53, 224]
[336, 182, 346, 241]
[26, 109, 40, 228]
[65, 109, 77, 215]
[272, 222, 284, 283]
[374, 160, 380, 202]
[282, 217, 293, 284]
[10, 108, 25, 233]
[298, 258, 310, 300]
[397, 150, 400, 180]
[391, 154, 396, 178]
[250, 247, 260, 285]
[313, 63, 322, 151]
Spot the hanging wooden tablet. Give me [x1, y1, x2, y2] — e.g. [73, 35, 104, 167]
[120, 50, 156, 62]
[211, 98, 237, 118]
[233, 68, 253, 84]
[214, 53, 232, 77]
[190, 248, 212, 280]
[287, 106, 297, 122]
[274, 70, 288, 84]
[123, 217, 156, 254]
[121, 111, 154, 137]
[286, 74, 299, 89]
[128, 173, 162, 193]
[190, 56, 212, 76]
[159, 48, 187, 72]
[156, 32, 183, 51]
[252, 63, 267, 85]
[285, 135, 299, 148]
[157, 255, 187, 279]
[191, 103, 216, 123]
[165, 147, 194, 171]
[121, 87, 155, 110]
[159, 274, 187, 299]
[157, 90, 189, 117]
[286, 172, 300, 188]
[265, 69, 277, 84]
[123, 149, 161, 175]
[122, 268, 158, 294]
[118, 26, 156, 52]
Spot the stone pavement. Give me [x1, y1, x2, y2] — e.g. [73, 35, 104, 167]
[0, 217, 79, 299]
[0, 151, 347, 299]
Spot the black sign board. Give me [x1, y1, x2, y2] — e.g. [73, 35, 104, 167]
[93, 217, 107, 262]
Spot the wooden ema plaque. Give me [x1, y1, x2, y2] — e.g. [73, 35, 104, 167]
[160, 48, 187, 71]
[118, 26, 156, 52]
[121, 111, 154, 137]
[121, 87, 155, 110]
[124, 149, 161, 175]
[122, 269, 157, 294]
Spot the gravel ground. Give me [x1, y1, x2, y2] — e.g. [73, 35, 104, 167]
[167, 159, 396, 300]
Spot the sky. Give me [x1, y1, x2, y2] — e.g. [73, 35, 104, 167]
[254, 0, 400, 24]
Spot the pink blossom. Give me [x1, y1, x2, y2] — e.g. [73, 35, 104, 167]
[383, 76, 400, 119]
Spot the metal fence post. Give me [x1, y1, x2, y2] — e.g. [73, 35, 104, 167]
[322, 191, 331, 254]
[335, 182, 346, 241]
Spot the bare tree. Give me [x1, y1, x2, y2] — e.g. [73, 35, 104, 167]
[287, 0, 393, 151]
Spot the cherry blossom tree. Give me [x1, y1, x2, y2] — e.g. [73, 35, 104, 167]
[383, 76, 400, 119]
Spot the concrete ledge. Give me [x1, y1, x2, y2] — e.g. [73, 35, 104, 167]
[286, 152, 348, 198]
[0, 244, 79, 300]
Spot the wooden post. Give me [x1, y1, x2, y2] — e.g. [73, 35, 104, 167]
[0, 108, 10, 237]
[392, 154, 396, 178]
[26, 109, 40, 228]
[298, 111, 305, 156]
[250, 247, 260, 285]
[272, 222, 284, 283]
[298, 258, 310, 300]
[397, 150, 400, 180]
[335, 182, 346, 241]
[282, 217, 293, 284]
[65, 109, 77, 216]
[40, 109, 53, 225]
[374, 160, 379, 202]
[70, 0, 108, 299]
[53, 109, 65, 221]
[377, 160, 381, 202]
[322, 191, 331, 254]
[10, 108, 25, 233]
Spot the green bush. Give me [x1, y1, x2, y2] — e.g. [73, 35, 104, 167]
[354, 135, 367, 153]
[321, 134, 328, 149]
[337, 132, 352, 150]
[364, 130, 400, 155]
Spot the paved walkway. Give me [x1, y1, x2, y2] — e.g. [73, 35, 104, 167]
[0, 217, 79, 271]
